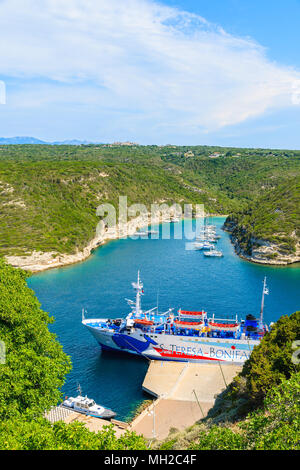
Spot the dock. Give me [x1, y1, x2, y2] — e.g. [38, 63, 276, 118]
[45, 361, 241, 442]
[44, 406, 128, 438]
[130, 361, 242, 440]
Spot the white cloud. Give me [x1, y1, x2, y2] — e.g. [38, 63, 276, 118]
[0, 0, 299, 135]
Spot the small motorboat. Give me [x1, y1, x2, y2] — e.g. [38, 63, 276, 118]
[204, 249, 223, 257]
[193, 242, 214, 250]
[196, 237, 218, 243]
[134, 229, 159, 237]
[62, 386, 116, 420]
[134, 230, 149, 237]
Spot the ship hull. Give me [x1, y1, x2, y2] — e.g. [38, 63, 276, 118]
[84, 323, 258, 364]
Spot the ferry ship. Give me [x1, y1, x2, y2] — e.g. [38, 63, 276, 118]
[82, 273, 269, 364]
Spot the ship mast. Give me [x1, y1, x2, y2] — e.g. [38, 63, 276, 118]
[259, 276, 268, 328]
[132, 271, 143, 316]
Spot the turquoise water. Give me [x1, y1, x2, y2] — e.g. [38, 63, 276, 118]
[28, 218, 300, 420]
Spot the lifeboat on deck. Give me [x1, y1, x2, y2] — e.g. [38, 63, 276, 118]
[179, 310, 206, 319]
[208, 322, 239, 332]
[134, 318, 154, 326]
[174, 320, 203, 330]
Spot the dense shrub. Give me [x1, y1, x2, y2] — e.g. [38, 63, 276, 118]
[236, 311, 300, 409]
[0, 259, 146, 449]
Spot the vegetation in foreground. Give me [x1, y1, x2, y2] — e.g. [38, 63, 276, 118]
[0, 259, 147, 450]
[0, 258, 299, 450]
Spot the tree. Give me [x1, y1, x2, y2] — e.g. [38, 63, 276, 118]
[0, 259, 147, 449]
[239, 311, 300, 408]
[0, 259, 71, 420]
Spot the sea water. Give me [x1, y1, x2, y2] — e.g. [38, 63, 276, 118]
[28, 218, 300, 420]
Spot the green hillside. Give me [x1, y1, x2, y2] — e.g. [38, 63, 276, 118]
[224, 178, 300, 262]
[0, 160, 228, 257]
[0, 144, 299, 259]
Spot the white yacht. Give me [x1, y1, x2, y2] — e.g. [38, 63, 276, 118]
[134, 230, 149, 237]
[134, 229, 159, 237]
[62, 387, 116, 419]
[204, 249, 224, 257]
[193, 242, 214, 250]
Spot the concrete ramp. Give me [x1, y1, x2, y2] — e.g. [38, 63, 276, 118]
[131, 360, 242, 440]
[142, 361, 188, 397]
[170, 363, 242, 402]
[142, 360, 241, 402]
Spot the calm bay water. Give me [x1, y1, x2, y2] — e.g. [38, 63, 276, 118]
[27, 218, 300, 420]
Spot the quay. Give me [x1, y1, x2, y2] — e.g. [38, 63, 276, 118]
[129, 361, 242, 439]
[45, 361, 241, 441]
[44, 406, 128, 438]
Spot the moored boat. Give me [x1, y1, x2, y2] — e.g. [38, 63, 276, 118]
[193, 242, 214, 250]
[62, 386, 116, 419]
[83, 273, 270, 364]
[134, 230, 149, 237]
[134, 229, 159, 237]
[204, 249, 223, 257]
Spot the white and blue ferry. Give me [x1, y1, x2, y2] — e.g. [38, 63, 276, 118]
[83, 273, 269, 364]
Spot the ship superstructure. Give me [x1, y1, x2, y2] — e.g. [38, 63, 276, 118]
[83, 273, 269, 364]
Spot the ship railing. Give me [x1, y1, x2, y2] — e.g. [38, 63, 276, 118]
[210, 314, 239, 323]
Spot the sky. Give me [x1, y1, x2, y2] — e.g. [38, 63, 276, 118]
[0, 0, 300, 148]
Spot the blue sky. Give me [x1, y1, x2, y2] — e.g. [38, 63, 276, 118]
[163, 0, 300, 67]
[0, 0, 300, 148]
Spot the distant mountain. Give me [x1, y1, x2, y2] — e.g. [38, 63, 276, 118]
[0, 136, 47, 145]
[0, 137, 102, 146]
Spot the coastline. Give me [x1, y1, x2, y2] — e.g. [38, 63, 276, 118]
[223, 227, 300, 267]
[6, 212, 227, 273]
[5, 212, 168, 273]
[236, 249, 300, 266]
[6, 211, 299, 271]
